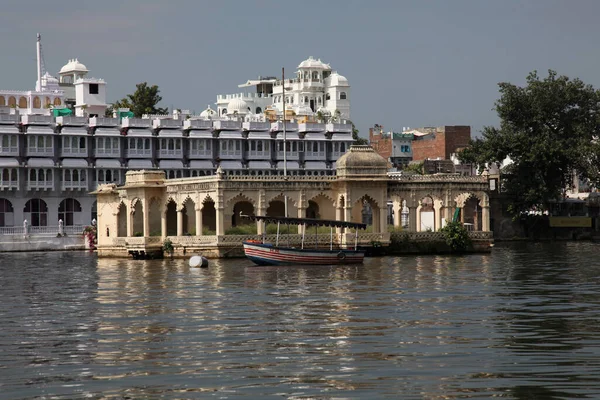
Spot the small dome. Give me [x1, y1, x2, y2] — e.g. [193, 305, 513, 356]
[328, 72, 349, 87]
[336, 145, 389, 178]
[297, 56, 331, 70]
[200, 105, 217, 118]
[59, 58, 88, 74]
[227, 97, 249, 115]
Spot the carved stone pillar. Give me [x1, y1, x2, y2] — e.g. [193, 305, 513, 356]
[297, 206, 306, 234]
[372, 206, 380, 233]
[408, 206, 417, 232]
[379, 205, 388, 234]
[336, 206, 343, 235]
[482, 206, 490, 231]
[161, 208, 167, 238]
[176, 209, 183, 237]
[257, 189, 266, 235]
[126, 203, 133, 237]
[416, 203, 422, 232]
[435, 202, 443, 232]
[216, 207, 225, 236]
[195, 207, 202, 236]
[142, 198, 150, 237]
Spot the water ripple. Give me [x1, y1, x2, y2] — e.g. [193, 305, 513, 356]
[1, 243, 600, 398]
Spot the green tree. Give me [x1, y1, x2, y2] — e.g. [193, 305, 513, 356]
[107, 82, 168, 118]
[459, 70, 600, 215]
[348, 121, 368, 145]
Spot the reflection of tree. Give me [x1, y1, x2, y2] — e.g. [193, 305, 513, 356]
[496, 242, 600, 398]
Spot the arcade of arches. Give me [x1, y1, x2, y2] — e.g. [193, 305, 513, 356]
[95, 147, 490, 255]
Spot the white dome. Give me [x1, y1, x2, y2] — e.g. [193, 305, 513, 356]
[200, 105, 217, 118]
[328, 72, 349, 87]
[297, 56, 331, 70]
[59, 58, 88, 74]
[227, 98, 250, 115]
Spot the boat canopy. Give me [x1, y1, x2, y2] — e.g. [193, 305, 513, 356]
[241, 214, 366, 230]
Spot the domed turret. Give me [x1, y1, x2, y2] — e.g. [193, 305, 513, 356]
[336, 145, 389, 179]
[297, 56, 331, 70]
[59, 58, 88, 74]
[200, 105, 217, 119]
[328, 72, 349, 87]
[227, 97, 250, 115]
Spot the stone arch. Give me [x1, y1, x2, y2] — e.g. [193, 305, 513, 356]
[454, 191, 484, 208]
[33, 96, 41, 109]
[351, 194, 379, 225]
[45, 97, 51, 107]
[8, 96, 16, 107]
[227, 193, 256, 227]
[418, 195, 435, 232]
[23, 198, 48, 227]
[18, 96, 27, 108]
[53, 97, 62, 106]
[265, 191, 299, 208]
[201, 196, 216, 233]
[165, 198, 177, 236]
[266, 194, 298, 218]
[132, 198, 143, 236]
[462, 194, 482, 231]
[307, 193, 336, 220]
[0, 96, 5, 106]
[148, 197, 162, 236]
[117, 201, 127, 237]
[182, 197, 196, 234]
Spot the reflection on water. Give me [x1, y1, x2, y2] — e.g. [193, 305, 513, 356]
[1, 243, 600, 398]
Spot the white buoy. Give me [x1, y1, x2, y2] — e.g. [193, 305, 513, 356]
[189, 255, 209, 268]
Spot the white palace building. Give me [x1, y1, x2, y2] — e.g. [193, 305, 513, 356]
[0, 35, 354, 232]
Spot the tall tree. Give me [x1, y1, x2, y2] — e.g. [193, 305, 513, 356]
[107, 82, 168, 117]
[460, 70, 600, 215]
[349, 121, 368, 145]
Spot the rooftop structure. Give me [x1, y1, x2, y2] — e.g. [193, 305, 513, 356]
[216, 56, 350, 122]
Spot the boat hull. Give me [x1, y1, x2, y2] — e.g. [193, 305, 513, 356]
[243, 241, 364, 266]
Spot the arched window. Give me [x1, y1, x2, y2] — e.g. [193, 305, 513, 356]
[340, 92, 347, 100]
[18, 97, 27, 108]
[318, 97, 321, 104]
[0, 198, 14, 227]
[58, 198, 82, 226]
[53, 98, 61, 106]
[0, 96, 5, 106]
[24, 198, 48, 227]
[8, 97, 16, 107]
[45, 97, 51, 107]
[256, 107, 262, 114]
[326, 93, 331, 101]
[222, 108, 227, 115]
[304, 96, 309, 103]
[341, 143, 346, 152]
[33, 97, 41, 108]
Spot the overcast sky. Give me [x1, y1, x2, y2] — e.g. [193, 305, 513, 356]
[1, 0, 598, 138]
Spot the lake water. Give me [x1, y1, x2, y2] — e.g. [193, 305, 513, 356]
[1, 242, 600, 399]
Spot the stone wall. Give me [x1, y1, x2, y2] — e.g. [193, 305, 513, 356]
[0, 235, 85, 252]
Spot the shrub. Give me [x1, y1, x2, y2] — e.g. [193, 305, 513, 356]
[440, 221, 471, 253]
[162, 238, 174, 256]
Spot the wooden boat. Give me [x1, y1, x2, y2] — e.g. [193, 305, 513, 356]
[241, 215, 366, 266]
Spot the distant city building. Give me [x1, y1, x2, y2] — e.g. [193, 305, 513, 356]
[369, 125, 413, 168]
[409, 125, 471, 162]
[0, 37, 354, 230]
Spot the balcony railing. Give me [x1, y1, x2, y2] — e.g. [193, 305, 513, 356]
[61, 148, 88, 157]
[0, 224, 86, 236]
[185, 119, 213, 130]
[26, 181, 54, 190]
[243, 121, 270, 131]
[57, 116, 88, 126]
[122, 118, 152, 128]
[89, 117, 119, 127]
[213, 120, 242, 130]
